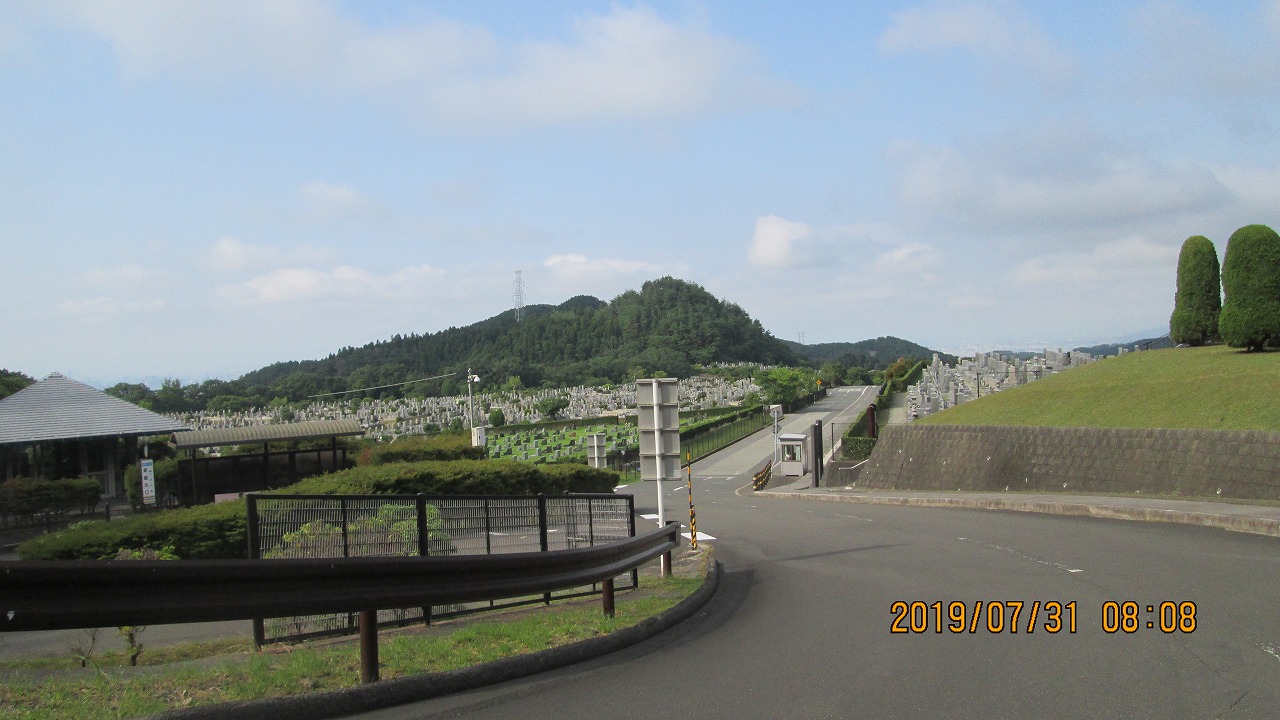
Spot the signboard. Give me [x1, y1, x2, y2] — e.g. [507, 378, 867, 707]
[140, 458, 156, 507]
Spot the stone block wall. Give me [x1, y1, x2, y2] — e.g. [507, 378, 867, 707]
[858, 424, 1280, 500]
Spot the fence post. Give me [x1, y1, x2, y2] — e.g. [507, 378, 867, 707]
[359, 609, 379, 683]
[340, 498, 350, 558]
[628, 495, 639, 588]
[484, 497, 492, 554]
[416, 494, 430, 625]
[538, 495, 551, 605]
[245, 494, 266, 648]
[602, 578, 615, 618]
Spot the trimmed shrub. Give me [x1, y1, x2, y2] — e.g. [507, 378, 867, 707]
[20, 500, 248, 561]
[1, 477, 100, 516]
[1170, 235, 1221, 346]
[359, 434, 485, 465]
[1220, 224, 1280, 351]
[841, 437, 878, 461]
[20, 459, 618, 560]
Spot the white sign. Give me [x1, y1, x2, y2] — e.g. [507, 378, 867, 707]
[140, 458, 157, 507]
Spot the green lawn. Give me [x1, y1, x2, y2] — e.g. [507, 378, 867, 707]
[916, 345, 1280, 431]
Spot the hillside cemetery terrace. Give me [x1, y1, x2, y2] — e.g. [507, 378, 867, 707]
[168, 374, 760, 443]
[905, 349, 1100, 421]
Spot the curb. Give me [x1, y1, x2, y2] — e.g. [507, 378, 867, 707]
[144, 559, 721, 720]
[754, 491, 1280, 538]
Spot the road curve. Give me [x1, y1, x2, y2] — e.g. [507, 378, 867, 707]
[359, 390, 1280, 719]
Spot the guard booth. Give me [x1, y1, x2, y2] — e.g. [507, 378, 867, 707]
[779, 433, 806, 476]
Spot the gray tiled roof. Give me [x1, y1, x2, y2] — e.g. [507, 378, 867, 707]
[173, 419, 364, 450]
[0, 373, 190, 445]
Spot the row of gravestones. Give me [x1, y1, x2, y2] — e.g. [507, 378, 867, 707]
[171, 373, 762, 436]
[906, 349, 1100, 421]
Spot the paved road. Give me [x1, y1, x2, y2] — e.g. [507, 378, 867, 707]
[360, 391, 1280, 720]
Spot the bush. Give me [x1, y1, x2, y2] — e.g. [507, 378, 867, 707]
[841, 437, 878, 461]
[1220, 224, 1280, 351]
[20, 500, 247, 561]
[1, 477, 100, 516]
[358, 434, 485, 465]
[1170, 235, 1221, 346]
[19, 459, 618, 560]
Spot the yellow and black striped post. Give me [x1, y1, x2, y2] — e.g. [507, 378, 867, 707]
[686, 450, 697, 550]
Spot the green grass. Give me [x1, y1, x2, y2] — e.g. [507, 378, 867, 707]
[0, 576, 702, 720]
[916, 345, 1280, 431]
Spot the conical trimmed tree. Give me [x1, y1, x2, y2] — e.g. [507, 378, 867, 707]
[1169, 235, 1221, 346]
[1219, 224, 1280, 352]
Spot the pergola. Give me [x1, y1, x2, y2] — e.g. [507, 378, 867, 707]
[0, 373, 190, 497]
[171, 419, 364, 504]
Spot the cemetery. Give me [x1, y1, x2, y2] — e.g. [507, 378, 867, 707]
[903, 349, 1099, 421]
[165, 374, 763, 466]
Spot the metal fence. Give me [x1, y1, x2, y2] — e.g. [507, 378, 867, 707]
[245, 492, 637, 644]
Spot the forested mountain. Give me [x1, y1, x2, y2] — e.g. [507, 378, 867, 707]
[231, 277, 798, 404]
[785, 337, 957, 369]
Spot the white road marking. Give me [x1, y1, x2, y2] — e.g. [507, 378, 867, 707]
[1263, 645, 1280, 664]
[841, 515, 873, 522]
[641, 514, 660, 520]
[959, 537, 1084, 574]
[682, 532, 716, 541]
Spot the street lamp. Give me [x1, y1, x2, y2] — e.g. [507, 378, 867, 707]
[466, 369, 481, 429]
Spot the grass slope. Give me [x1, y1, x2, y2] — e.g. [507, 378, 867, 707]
[916, 345, 1280, 432]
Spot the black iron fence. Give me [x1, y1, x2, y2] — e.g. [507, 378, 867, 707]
[246, 492, 637, 644]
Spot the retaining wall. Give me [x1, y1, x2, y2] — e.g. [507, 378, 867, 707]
[858, 424, 1280, 500]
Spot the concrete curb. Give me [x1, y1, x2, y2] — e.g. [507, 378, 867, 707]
[143, 558, 721, 720]
[754, 491, 1280, 538]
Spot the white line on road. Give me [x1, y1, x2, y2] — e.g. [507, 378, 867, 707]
[959, 537, 1084, 574]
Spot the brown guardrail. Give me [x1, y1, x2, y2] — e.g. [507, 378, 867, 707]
[1, 520, 680, 683]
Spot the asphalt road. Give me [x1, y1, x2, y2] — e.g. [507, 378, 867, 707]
[358, 389, 1280, 720]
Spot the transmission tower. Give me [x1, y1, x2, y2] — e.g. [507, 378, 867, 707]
[513, 270, 525, 322]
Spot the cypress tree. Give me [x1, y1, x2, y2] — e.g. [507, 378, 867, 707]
[1169, 235, 1221, 346]
[1219, 224, 1280, 352]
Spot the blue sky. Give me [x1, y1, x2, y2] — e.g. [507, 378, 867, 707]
[3, 1, 1279, 386]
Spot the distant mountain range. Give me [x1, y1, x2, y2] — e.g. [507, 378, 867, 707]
[785, 338, 959, 368]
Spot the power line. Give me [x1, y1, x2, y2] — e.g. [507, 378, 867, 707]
[306, 372, 457, 399]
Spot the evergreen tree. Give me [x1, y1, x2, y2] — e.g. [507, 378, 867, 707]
[1219, 224, 1280, 352]
[1169, 235, 1221, 346]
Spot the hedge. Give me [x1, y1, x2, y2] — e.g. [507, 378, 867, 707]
[19, 459, 619, 560]
[1, 477, 101, 517]
[359, 434, 486, 466]
[841, 437, 878, 461]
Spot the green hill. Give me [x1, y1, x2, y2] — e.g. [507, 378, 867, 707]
[236, 277, 799, 399]
[916, 345, 1280, 432]
[785, 336, 958, 369]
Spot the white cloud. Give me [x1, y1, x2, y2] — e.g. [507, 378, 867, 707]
[299, 181, 384, 223]
[206, 236, 337, 274]
[1125, 1, 1280, 103]
[887, 132, 1232, 237]
[748, 215, 812, 267]
[45, 2, 789, 130]
[879, 0, 1076, 85]
[1013, 236, 1177, 286]
[217, 264, 443, 304]
[872, 242, 938, 274]
[543, 253, 662, 281]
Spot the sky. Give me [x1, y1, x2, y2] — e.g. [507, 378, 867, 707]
[3, 1, 1279, 387]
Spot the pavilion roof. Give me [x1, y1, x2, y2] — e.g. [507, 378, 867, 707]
[0, 373, 190, 445]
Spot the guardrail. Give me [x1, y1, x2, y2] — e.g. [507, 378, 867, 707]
[1, 521, 681, 683]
